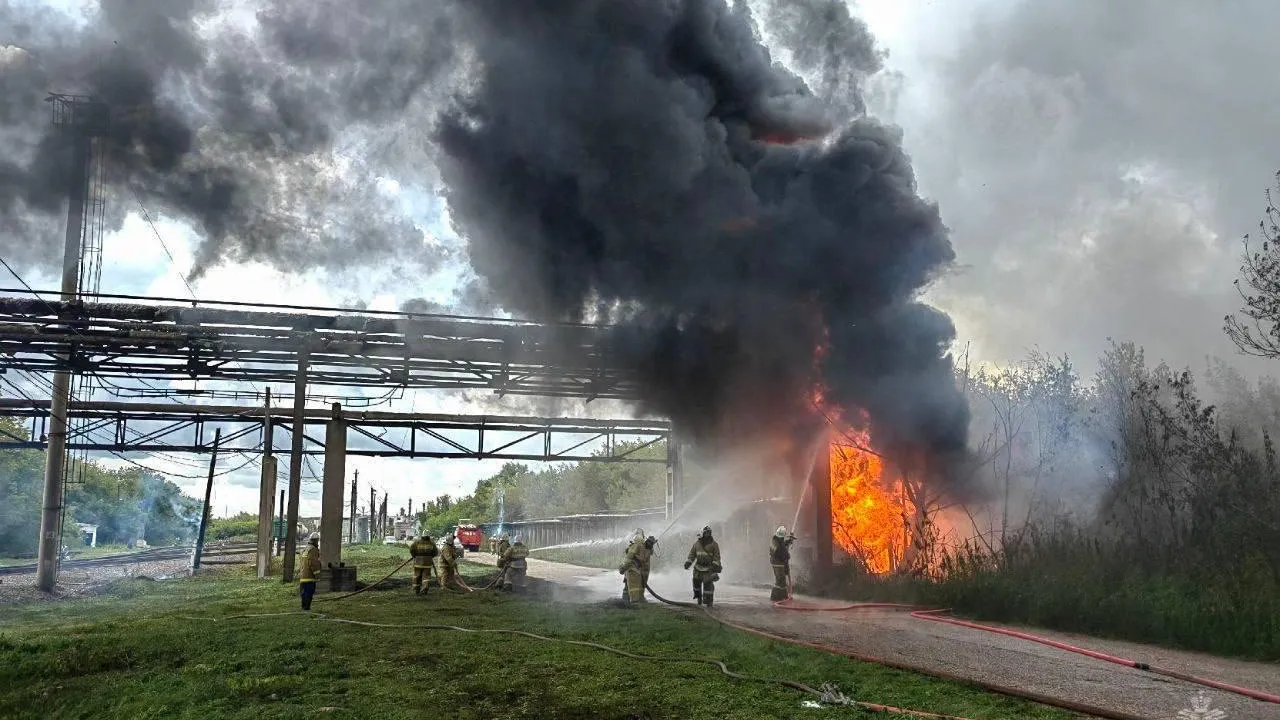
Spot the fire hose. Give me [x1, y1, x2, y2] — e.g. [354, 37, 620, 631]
[645, 582, 1162, 720]
[763, 588, 1280, 709]
[181, 610, 973, 719]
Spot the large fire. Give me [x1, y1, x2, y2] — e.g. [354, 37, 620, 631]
[829, 430, 915, 574]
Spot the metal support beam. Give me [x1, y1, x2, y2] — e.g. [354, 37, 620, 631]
[256, 388, 276, 578]
[281, 347, 310, 583]
[319, 403, 345, 567]
[0, 399, 671, 463]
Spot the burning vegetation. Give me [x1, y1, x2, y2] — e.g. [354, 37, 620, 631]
[829, 438, 905, 575]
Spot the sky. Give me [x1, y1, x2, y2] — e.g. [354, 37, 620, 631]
[5, 0, 1279, 517]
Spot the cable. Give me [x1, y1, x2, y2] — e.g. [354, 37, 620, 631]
[130, 189, 197, 300]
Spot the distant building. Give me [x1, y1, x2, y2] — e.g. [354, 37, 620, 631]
[76, 523, 98, 548]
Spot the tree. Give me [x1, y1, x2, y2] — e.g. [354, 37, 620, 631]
[1225, 171, 1280, 357]
[0, 418, 57, 555]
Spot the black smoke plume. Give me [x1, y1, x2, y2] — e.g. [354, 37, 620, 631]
[436, 0, 970, 465]
[0, 0, 453, 278]
[3, 0, 970, 486]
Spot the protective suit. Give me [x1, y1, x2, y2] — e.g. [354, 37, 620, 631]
[438, 533, 459, 589]
[769, 525, 795, 601]
[684, 526, 722, 607]
[619, 529, 656, 603]
[499, 536, 530, 591]
[496, 534, 511, 559]
[409, 535, 439, 595]
[298, 533, 322, 610]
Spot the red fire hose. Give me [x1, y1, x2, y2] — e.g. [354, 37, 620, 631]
[908, 608, 1280, 705]
[770, 592, 1280, 706]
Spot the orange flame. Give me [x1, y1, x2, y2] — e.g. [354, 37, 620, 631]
[829, 430, 913, 574]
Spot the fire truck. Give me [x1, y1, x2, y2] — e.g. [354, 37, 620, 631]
[453, 520, 484, 552]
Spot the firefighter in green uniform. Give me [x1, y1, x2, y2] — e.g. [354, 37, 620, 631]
[298, 532, 323, 610]
[684, 525, 722, 607]
[438, 532, 460, 590]
[619, 529, 657, 603]
[409, 534, 438, 595]
[499, 535, 530, 591]
[769, 525, 795, 601]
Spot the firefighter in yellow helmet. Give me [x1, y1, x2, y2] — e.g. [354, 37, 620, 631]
[408, 533, 439, 595]
[495, 533, 511, 559]
[298, 532, 322, 610]
[684, 525, 722, 607]
[769, 525, 796, 601]
[499, 535, 530, 591]
[619, 528, 657, 603]
[438, 532, 460, 590]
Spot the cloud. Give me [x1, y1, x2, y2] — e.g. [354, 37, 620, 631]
[859, 0, 1280, 375]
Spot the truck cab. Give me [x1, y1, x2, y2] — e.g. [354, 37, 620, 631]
[454, 520, 484, 552]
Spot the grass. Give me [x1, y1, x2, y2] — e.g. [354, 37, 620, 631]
[0, 544, 1076, 720]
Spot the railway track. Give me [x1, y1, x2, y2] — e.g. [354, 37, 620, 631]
[0, 542, 257, 576]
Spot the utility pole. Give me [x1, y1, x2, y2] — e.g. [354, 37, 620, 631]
[36, 95, 105, 592]
[191, 429, 222, 572]
[281, 346, 310, 582]
[370, 486, 376, 540]
[349, 470, 357, 544]
[275, 489, 285, 556]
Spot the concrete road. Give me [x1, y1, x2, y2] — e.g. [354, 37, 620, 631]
[468, 552, 1280, 720]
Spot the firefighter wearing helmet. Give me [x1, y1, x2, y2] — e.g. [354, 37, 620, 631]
[499, 535, 530, 591]
[438, 532, 460, 589]
[769, 525, 796, 601]
[298, 532, 322, 610]
[495, 533, 511, 559]
[619, 528, 657, 603]
[409, 533, 439, 595]
[684, 525, 722, 607]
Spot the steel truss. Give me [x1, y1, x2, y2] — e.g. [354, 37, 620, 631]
[0, 297, 637, 399]
[0, 399, 669, 463]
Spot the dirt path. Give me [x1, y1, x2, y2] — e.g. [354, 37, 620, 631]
[466, 552, 1280, 720]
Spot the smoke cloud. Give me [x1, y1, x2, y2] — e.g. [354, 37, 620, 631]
[3, 0, 970, 486]
[436, 0, 969, 463]
[0, 0, 455, 279]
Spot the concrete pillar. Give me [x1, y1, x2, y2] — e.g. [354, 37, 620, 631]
[810, 439, 833, 583]
[319, 403, 346, 568]
[256, 455, 278, 577]
[281, 346, 310, 582]
[256, 388, 276, 578]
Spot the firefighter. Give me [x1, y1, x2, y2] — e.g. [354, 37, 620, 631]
[438, 532, 460, 590]
[499, 535, 530, 591]
[769, 525, 796, 601]
[298, 532, 322, 610]
[495, 533, 511, 559]
[619, 529, 656, 603]
[409, 534, 439, 595]
[684, 525, 722, 607]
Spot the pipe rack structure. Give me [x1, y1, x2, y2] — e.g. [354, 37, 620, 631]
[0, 296, 637, 399]
[0, 398, 670, 463]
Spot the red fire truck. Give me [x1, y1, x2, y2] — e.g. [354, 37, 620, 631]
[454, 521, 484, 552]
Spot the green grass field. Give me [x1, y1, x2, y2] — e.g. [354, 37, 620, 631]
[0, 544, 1075, 720]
